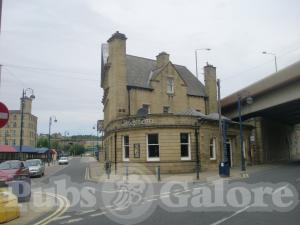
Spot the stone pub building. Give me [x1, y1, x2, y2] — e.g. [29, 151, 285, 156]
[100, 31, 251, 174]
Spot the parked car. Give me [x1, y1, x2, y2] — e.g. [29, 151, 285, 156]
[25, 159, 45, 177]
[58, 157, 69, 165]
[0, 160, 31, 202]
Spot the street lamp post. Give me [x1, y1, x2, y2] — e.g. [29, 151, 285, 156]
[48, 116, 57, 166]
[63, 131, 69, 157]
[195, 48, 211, 79]
[20, 88, 35, 159]
[262, 51, 278, 72]
[237, 94, 253, 173]
[93, 125, 100, 158]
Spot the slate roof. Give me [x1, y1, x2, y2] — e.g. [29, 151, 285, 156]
[176, 109, 235, 123]
[14, 146, 37, 153]
[176, 108, 207, 117]
[126, 55, 207, 97]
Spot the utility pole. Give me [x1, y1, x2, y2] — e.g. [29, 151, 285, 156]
[0, 0, 3, 33]
[20, 90, 25, 155]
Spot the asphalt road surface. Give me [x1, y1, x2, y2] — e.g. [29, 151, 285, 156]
[30, 158, 300, 225]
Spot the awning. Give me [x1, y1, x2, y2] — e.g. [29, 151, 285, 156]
[0, 145, 16, 153]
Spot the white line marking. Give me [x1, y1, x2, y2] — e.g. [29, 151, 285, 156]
[114, 206, 129, 211]
[273, 184, 289, 194]
[103, 205, 114, 209]
[77, 209, 97, 215]
[33, 192, 70, 225]
[146, 198, 158, 202]
[160, 195, 170, 199]
[210, 205, 251, 225]
[90, 212, 106, 217]
[61, 218, 83, 224]
[160, 191, 171, 195]
[51, 215, 72, 221]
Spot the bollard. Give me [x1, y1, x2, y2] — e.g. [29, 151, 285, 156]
[125, 163, 129, 181]
[157, 165, 161, 182]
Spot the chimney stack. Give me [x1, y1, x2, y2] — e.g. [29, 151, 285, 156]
[204, 63, 217, 114]
[106, 31, 128, 118]
[156, 52, 169, 68]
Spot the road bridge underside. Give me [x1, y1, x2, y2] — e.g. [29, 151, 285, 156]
[242, 99, 300, 164]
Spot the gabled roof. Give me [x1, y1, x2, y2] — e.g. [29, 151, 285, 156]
[126, 55, 206, 97]
[36, 147, 49, 154]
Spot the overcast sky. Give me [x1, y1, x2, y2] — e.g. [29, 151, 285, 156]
[0, 0, 300, 135]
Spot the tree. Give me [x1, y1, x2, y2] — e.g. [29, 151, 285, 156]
[69, 144, 86, 156]
[37, 137, 48, 148]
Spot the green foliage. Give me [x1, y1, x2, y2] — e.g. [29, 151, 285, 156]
[37, 137, 49, 148]
[69, 144, 86, 156]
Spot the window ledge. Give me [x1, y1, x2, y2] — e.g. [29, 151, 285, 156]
[181, 157, 191, 161]
[147, 157, 160, 162]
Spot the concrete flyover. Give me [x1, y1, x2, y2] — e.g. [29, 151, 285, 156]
[221, 60, 300, 164]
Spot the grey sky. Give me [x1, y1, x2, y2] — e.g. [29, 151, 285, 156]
[0, 0, 300, 135]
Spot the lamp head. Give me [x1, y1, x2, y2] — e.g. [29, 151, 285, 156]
[30, 94, 35, 100]
[246, 96, 254, 105]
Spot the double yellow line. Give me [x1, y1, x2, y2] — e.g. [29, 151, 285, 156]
[33, 192, 70, 225]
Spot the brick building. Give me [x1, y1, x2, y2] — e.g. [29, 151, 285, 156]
[100, 31, 251, 173]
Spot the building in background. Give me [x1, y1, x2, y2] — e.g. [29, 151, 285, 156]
[100, 32, 252, 174]
[0, 97, 37, 147]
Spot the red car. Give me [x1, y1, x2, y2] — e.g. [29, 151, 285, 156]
[0, 160, 31, 202]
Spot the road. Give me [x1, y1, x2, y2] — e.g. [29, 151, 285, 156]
[29, 158, 300, 225]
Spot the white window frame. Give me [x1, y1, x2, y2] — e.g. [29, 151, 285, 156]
[209, 137, 216, 160]
[146, 133, 160, 161]
[167, 77, 174, 94]
[122, 135, 129, 161]
[180, 133, 191, 160]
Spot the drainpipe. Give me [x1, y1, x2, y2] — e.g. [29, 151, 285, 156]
[195, 118, 205, 180]
[127, 86, 131, 116]
[114, 132, 117, 174]
[195, 125, 200, 180]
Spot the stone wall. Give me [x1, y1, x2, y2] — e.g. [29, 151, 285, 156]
[101, 114, 251, 174]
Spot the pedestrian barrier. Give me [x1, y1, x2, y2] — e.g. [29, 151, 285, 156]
[0, 188, 20, 224]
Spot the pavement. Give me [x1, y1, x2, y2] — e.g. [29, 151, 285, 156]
[10, 157, 300, 225]
[88, 160, 282, 183]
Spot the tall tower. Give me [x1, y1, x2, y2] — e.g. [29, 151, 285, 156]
[204, 63, 217, 114]
[20, 97, 32, 114]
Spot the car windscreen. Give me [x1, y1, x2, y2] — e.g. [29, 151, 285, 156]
[0, 161, 20, 170]
[26, 160, 41, 166]
[60, 157, 67, 160]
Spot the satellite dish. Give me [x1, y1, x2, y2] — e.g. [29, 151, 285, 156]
[137, 108, 148, 117]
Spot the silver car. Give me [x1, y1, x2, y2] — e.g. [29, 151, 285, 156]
[25, 159, 45, 177]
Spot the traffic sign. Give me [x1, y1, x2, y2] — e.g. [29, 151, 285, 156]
[0, 102, 9, 128]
